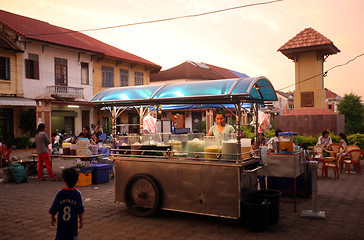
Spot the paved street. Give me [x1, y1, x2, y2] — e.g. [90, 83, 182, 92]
[1, 149, 364, 240]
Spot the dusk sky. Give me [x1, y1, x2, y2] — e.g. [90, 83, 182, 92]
[2, 0, 364, 99]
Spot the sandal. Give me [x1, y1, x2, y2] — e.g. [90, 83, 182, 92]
[38, 178, 46, 181]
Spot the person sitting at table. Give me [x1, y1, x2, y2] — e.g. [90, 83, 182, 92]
[258, 133, 268, 147]
[76, 126, 92, 140]
[316, 130, 332, 150]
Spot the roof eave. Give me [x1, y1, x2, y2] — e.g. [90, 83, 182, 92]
[279, 44, 340, 60]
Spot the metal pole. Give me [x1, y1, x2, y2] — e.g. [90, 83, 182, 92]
[235, 103, 242, 163]
[254, 103, 259, 150]
[112, 107, 117, 152]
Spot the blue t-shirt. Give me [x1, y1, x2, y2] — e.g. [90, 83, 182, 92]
[49, 188, 85, 240]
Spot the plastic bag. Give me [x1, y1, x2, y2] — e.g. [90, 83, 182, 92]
[8, 163, 28, 184]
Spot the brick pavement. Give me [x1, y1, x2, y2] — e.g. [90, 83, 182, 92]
[0, 149, 363, 240]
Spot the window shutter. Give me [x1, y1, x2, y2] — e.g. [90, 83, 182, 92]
[34, 60, 39, 79]
[25, 59, 30, 78]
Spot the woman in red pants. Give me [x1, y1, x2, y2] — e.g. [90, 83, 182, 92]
[35, 123, 57, 181]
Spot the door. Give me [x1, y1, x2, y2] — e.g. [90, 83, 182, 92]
[82, 110, 90, 129]
[192, 112, 202, 132]
[64, 117, 74, 137]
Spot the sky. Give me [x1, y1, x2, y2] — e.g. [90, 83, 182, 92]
[1, 0, 364, 99]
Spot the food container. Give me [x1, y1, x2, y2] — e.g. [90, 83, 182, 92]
[204, 136, 220, 159]
[221, 133, 237, 160]
[278, 132, 298, 154]
[241, 138, 252, 159]
[62, 143, 71, 155]
[186, 133, 204, 158]
[70, 144, 77, 155]
[142, 134, 159, 146]
[171, 134, 187, 153]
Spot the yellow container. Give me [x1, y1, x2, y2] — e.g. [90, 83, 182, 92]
[76, 172, 92, 187]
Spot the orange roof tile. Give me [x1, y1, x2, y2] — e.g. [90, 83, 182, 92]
[278, 28, 340, 60]
[0, 10, 161, 72]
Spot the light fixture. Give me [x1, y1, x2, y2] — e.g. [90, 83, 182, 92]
[68, 105, 79, 108]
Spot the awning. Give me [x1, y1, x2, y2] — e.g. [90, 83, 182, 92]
[90, 76, 277, 106]
[0, 97, 36, 106]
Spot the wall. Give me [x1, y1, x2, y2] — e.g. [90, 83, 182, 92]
[294, 51, 326, 109]
[0, 50, 23, 96]
[21, 43, 94, 100]
[274, 114, 345, 136]
[92, 57, 151, 95]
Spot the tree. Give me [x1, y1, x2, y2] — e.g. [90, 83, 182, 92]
[338, 93, 364, 134]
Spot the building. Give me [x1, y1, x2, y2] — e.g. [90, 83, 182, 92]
[0, 10, 160, 141]
[150, 61, 250, 132]
[275, 27, 344, 135]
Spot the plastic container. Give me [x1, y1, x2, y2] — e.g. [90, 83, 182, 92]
[70, 144, 77, 155]
[76, 172, 92, 187]
[221, 133, 237, 160]
[242, 198, 270, 232]
[241, 138, 251, 159]
[186, 133, 204, 158]
[204, 136, 220, 159]
[253, 190, 281, 224]
[92, 163, 110, 184]
[91, 145, 98, 155]
[62, 143, 71, 155]
[278, 132, 298, 154]
[171, 134, 187, 153]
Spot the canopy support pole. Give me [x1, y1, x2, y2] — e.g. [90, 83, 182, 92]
[235, 103, 242, 163]
[254, 103, 259, 150]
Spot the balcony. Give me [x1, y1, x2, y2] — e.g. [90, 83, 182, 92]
[47, 85, 84, 99]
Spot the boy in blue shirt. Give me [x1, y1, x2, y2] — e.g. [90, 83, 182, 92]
[49, 168, 84, 240]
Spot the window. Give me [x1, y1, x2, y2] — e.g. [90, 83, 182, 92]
[301, 92, 314, 107]
[120, 69, 129, 87]
[0, 57, 10, 80]
[55, 57, 68, 85]
[25, 53, 39, 79]
[134, 72, 144, 86]
[102, 66, 114, 87]
[81, 62, 89, 85]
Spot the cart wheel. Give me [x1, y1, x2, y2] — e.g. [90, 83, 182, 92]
[124, 174, 161, 217]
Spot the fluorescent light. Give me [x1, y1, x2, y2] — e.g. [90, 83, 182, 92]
[68, 105, 79, 108]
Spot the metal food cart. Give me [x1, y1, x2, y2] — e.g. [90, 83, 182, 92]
[90, 77, 277, 219]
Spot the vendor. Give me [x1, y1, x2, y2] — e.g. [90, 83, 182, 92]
[206, 108, 235, 140]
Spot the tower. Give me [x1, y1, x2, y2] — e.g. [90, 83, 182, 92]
[278, 28, 340, 109]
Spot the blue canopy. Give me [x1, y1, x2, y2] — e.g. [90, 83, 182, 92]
[90, 77, 277, 106]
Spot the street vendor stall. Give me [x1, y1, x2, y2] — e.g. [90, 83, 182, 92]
[90, 76, 277, 219]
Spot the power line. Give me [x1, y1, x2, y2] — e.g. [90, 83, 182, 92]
[277, 52, 364, 92]
[24, 0, 285, 37]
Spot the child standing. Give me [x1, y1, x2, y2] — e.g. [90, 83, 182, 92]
[49, 168, 84, 240]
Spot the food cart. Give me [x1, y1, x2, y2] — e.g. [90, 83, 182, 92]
[90, 77, 277, 219]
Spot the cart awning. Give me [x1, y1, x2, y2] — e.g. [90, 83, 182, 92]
[90, 77, 277, 106]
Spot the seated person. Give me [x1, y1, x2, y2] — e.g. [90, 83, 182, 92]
[258, 133, 268, 147]
[317, 130, 332, 149]
[76, 126, 91, 140]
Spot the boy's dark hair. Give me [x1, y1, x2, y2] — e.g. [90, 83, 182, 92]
[300, 142, 308, 150]
[62, 168, 79, 188]
[275, 129, 282, 137]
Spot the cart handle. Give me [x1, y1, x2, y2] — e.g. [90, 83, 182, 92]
[242, 165, 265, 173]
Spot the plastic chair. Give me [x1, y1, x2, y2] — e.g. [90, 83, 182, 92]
[326, 143, 343, 157]
[338, 145, 360, 172]
[341, 149, 364, 174]
[321, 155, 340, 180]
[312, 145, 325, 162]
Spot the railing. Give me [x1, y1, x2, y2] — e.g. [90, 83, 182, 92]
[47, 85, 84, 99]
